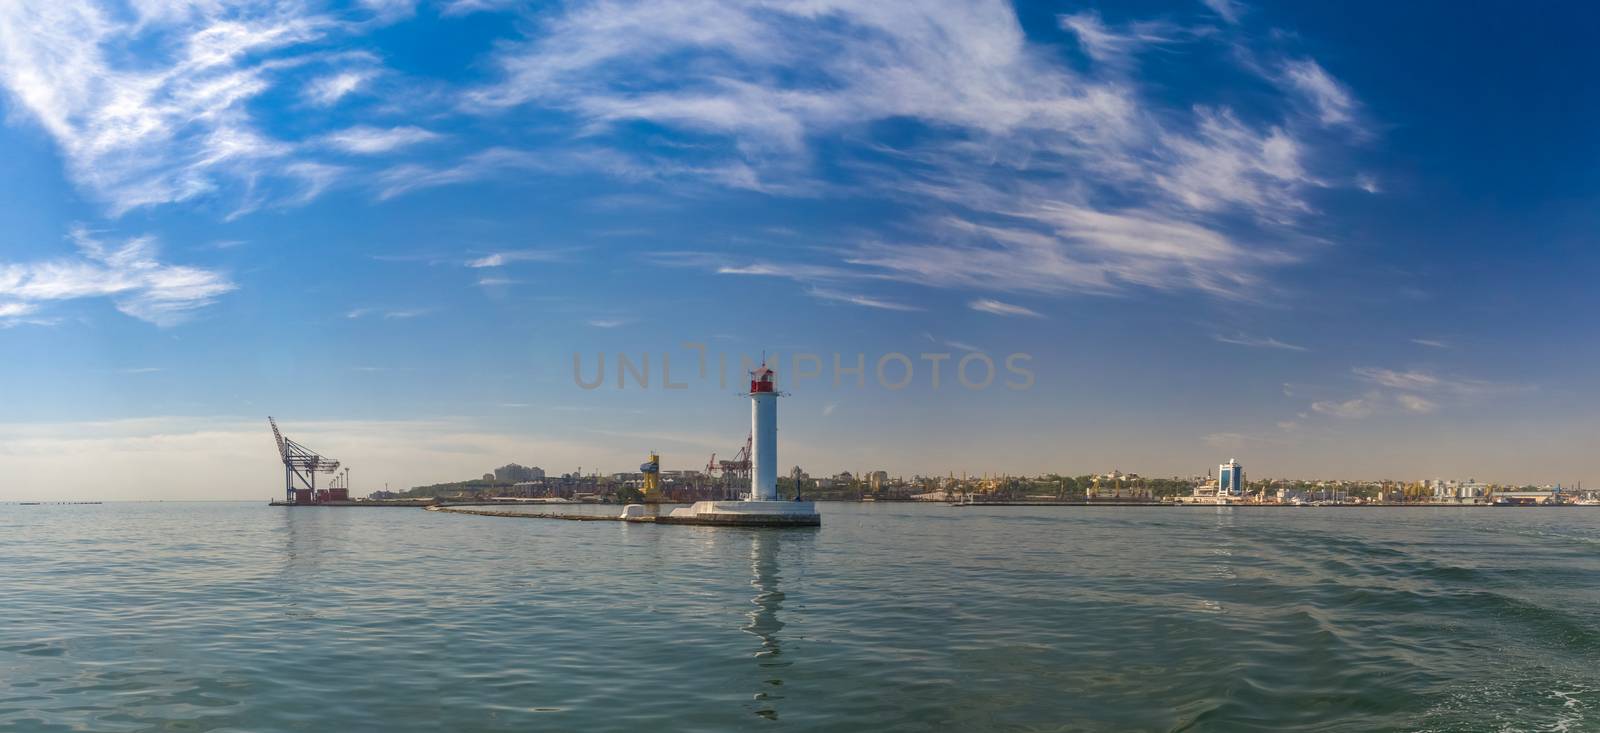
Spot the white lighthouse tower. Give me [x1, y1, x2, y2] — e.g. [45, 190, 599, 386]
[748, 364, 779, 501]
[642, 362, 819, 527]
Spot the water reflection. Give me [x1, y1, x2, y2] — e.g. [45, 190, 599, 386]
[745, 530, 789, 720]
[282, 507, 327, 574]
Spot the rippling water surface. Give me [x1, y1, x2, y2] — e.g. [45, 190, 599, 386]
[2, 503, 1597, 731]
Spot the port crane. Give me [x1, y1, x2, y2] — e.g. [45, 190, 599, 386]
[269, 417, 341, 504]
[707, 431, 753, 499]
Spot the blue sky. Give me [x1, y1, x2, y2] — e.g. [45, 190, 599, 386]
[1, 0, 1596, 499]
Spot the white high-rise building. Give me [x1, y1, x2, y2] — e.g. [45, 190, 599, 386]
[1219, 459, 1245, 497]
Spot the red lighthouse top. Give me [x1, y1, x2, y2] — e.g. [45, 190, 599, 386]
[750, 364, 776, 393]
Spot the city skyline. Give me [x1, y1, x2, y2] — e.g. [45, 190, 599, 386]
[2, 0, 1598, 500]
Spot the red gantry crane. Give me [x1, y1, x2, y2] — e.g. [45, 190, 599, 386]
[711, 431, 753, 499]
[270, 417, 341, 504]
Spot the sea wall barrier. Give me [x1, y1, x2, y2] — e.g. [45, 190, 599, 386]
[427, 505, 636, 522]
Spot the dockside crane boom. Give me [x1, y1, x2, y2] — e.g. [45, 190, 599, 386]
[269, 417, 341, 504]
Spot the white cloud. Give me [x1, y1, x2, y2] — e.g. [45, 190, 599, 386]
[587, 317, 631, 328]
[1353, 366, 1524, 397]
[1201, 0, 1245, 24]
[1352, 367, 1441, 391]
[358, 0, 416, 22]
[0, 0, 1368, 318]
[466, 248, 570, 268]
[461, 0, 1354, 306]
[1282, 59, 1356, 127]
[1058, 12, 1177, 65]
[969, 298, 1043, 318]
[320, 125, 442, 154]
[846, 204, 1271, 300]
[305, 69, 373, 106]
[0, 228, 234, 326]
[346, 307, 429, 320]
[1214, 333, 1307, 351]
[0, 1, 334, 213]
[1396, 394, 1437, 414]
[1154, 107, 1315, 223]
[807, 287, 921, 312]
[440, 0, 522, 15]
[1311, 394, 1379, 419]
[1306, 367, 1526, 422]
[1411, 337, 1449, 349]
[375, 147, 544, 200]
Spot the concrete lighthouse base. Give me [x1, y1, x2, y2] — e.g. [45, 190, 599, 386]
[665, 500, 820, 527]
[616, 500, 819, 527]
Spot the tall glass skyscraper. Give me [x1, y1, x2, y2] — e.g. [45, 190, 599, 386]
[1219, 459, 1244, 497]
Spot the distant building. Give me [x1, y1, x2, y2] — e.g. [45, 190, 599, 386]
[1219, 459, 1244, 497]
[495, 463, 542, 483]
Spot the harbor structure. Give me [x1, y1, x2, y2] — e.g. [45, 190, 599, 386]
[750, 364, 779, 501]
[625, 363, 820, 526]
[269, 417, 345, 505]
[1219, 459, 1244, 498]
[640, 452, 662, 501]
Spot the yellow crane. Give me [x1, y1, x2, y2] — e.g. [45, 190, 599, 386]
[641, 452, 662, 502]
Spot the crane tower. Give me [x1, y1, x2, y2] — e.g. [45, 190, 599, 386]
[269, 417, 341, 504]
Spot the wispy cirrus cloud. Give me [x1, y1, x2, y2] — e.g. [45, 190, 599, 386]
[0, 2, 327, 213]
[1058, 11, 1180, 65]
[924, 332, 982, 352]
[1353, 367, 1440, 391]
[1353, 366, 1525, 397]
[1311, 393, 1381, 419]
[346, 307, 430, 320]
[439, 0, 523, 16]
[969, 298, 1043, 318]
[0, 302, 39, 318]
[1214, 333, 1308, 351]
[807, 287, 920, 312]
[1, 0, 1370, 323]
[0, 2, 428, 215]
[1201, 0, 1245, 24]
[1395, 394, 1437, 414]
[320, 126, 443, 155]
[304, 69, 374, 107]
[1281, 59, 1358, 128]
[374, 147, 543, 200]
[1307, 366, 1528, 421]
[0, 228, 234, 326]
[460, 0, 1362, 305]
[466, 248, 572, 268]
